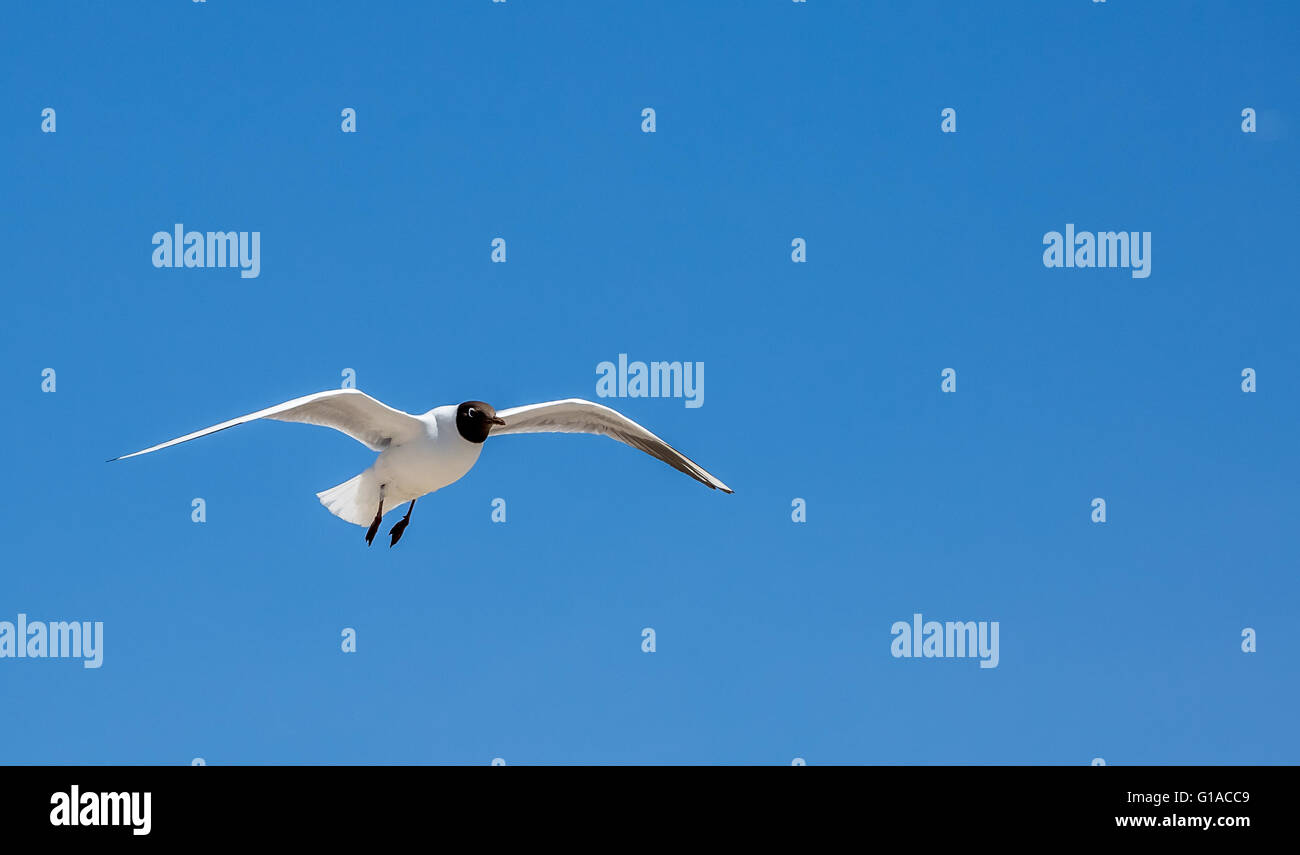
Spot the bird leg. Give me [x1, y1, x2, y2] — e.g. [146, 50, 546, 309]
[365, 489, 386, 546]
[389, 499, 415, 548]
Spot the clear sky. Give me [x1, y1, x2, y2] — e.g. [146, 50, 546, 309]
[2, 1, 1296, 765]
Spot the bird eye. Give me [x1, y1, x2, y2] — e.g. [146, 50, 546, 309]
[467, 408, 476, 416]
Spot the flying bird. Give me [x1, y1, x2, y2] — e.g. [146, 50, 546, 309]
[111, 390, 732, 547]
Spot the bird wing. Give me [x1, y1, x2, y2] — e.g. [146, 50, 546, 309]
[489, 398, 733, 493]
[110, 389, 426, 461]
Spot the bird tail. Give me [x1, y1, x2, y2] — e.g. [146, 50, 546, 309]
[316, 471, 378, 526]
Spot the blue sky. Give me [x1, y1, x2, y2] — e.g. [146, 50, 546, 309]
[2, 1, 1296, 764]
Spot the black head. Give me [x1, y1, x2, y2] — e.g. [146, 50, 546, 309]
[455, 400, 505, 443]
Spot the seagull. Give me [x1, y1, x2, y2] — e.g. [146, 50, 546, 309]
[111, 390, 733, 547]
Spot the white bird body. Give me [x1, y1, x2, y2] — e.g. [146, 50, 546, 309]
[112, 389, 731, 544]
[320, 406, 484, 525]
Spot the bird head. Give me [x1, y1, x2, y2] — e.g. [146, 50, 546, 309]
[455, 401, 506, 443]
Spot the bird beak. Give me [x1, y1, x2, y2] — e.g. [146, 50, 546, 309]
[489, 416, 506, 426]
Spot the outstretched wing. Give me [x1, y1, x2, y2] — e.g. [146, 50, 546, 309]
[490, 398, 733, 493]
[110, 389, 426, 461]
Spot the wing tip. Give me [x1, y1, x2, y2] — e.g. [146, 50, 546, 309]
[703, 474, 733, 493]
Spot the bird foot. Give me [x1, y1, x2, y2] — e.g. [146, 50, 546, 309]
[365, 511, 382, 546]
[389, 515, 410, 547]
